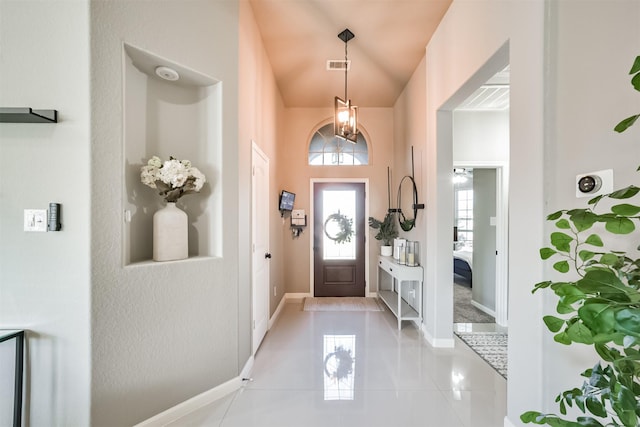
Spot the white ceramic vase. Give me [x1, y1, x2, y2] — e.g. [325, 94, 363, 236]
[153, 202, 188, 262]
[380, 245, 393, 257]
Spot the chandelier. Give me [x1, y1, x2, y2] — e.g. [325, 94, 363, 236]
[334, 29, 358, 143]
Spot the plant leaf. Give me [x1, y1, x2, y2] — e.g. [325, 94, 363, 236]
[557, 300, 575, 314]
[605, 217, 635, 234]
[584, 234, 604, 247]
[614, 115, 640, 133]
[632, 71, 640, 91]
[615, 308, 640, 338]
[611, 203, 640, 216]
[594, 342, 618, 361]
[520, 411, 542, 423]
[579, 250, 595, 261]
[569, 210, 598, 232]
[609, 185, 640, 200]
[600, 253, 620, 266]
[588, 195, 604, 206]
[584, 397, 607, 418]
[623, 335, 637, 348]
[533, 281, 553, 293]
[551, 232, 574, 252]
[544, 315, 565, 333]
[547, 211, 564, 221]
[554, 331, 572, 345]
[567, 322, 594, 344]
[576, 270, 627, 294]
[541, 247, 557, 260]
[612, 384, 638, 426]
[554, 260, 571, 273]
[556, 219, 571, 229]
[579, 303, 616, 334]
[575, 417, 606, 427]
[630, 55, 640, 74]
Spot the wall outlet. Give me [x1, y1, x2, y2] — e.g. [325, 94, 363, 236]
[273, 286, 277, 297]
[24, 209, 47, 232]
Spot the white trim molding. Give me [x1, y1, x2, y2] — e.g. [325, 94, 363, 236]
[422, 324, 455, 348]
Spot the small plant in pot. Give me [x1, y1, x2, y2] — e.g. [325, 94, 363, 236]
[369, 212, 399, 256]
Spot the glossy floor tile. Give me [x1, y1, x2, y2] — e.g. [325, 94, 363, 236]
[169, 302, 507, 427]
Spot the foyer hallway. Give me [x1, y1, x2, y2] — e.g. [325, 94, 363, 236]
[168, 301, 506, 426]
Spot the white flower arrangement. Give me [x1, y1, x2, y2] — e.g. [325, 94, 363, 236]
[141, 156, 206, 203]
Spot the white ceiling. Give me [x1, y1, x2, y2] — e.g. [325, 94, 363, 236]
[456, 65, 510, 111]
[249, 0, 453, 108]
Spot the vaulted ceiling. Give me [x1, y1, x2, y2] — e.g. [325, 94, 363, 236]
[248, 0, 454, 109]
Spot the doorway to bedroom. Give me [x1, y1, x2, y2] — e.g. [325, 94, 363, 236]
[453, 167, 499, 325]
[450, 63, 510, 331]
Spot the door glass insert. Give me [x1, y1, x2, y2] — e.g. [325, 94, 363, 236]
[322, 190, 356, 260]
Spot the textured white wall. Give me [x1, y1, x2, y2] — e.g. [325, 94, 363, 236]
[89, 1, 240, 425]
[423, 0, 546, 423]
[0, 1, 91, 425]
[543, 0, 640, 419]
[453, 110, 509, 164]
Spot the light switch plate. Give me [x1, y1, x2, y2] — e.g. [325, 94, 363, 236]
[24, 209, 47, 232]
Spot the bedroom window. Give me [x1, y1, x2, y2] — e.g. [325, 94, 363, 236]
[308, 123, 369, 165]
[455, 189, 473, 246]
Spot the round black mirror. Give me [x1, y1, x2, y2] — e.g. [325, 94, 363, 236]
[397, 175, 419, 231]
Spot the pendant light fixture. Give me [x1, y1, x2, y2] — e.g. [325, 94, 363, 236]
[334, 28, 358, 143]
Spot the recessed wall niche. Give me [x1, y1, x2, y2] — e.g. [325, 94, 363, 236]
[123, 43, 222, 265]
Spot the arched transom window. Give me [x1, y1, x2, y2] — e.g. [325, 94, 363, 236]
[308, 123, 369, 166]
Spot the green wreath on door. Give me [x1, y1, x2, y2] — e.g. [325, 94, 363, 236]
[324, 212, 354, 244]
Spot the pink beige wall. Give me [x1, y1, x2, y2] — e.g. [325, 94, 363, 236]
[239, 1, 286, 322]
[279, 108, 395, 295]
[393, 56, 427, 244]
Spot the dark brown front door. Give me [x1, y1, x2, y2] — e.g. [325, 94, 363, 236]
[313, 182, 365, 297]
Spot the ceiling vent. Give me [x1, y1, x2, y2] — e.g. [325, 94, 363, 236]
[327, 60, 350, 71]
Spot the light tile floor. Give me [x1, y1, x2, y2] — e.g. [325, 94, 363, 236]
[169, 302, 507, 427]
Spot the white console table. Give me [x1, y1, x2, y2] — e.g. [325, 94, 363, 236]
[377, 256, 423, 329]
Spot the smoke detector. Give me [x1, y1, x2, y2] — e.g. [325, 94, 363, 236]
[155, 66, 180, 81]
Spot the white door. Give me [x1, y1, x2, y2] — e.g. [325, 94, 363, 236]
[252, 142, 270, 354]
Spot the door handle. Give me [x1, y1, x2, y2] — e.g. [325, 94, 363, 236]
[265, 253, 272, 259]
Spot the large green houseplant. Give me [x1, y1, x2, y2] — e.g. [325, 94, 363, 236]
[369, 212, 399, 256]
[522, 56, 640, 426]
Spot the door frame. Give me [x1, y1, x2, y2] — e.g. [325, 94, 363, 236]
[453, 162, 509, 326]
[309, 178, 370, 297]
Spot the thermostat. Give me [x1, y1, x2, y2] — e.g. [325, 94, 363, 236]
[576, 169, 613, 198]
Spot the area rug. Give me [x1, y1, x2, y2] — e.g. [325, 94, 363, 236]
[454, 331, 507, 379]
[454, 281, 495, 324]
[303, 297, 384, 312]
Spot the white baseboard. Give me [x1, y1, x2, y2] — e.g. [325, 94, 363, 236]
[285, 292, 311, 302]
[134, 357, 255, 427]
[471, 299, 496, 318]
[421, 324, 455, 348]
[269, 296, 287, 329]
[240, 355, 254, 380]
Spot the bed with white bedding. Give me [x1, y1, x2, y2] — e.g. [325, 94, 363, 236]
[453, 247, 473, 285]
